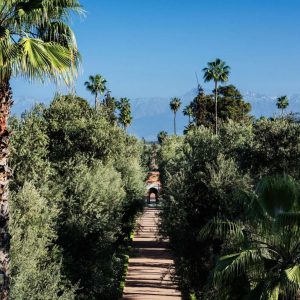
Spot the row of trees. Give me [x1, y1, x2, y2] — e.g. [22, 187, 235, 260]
[9, 95, 146, 300]
[0, 2, 139, 298]
[0, 1, 85, 298]
[166, 83, 251, 138]
[169, 59, 244, 136]
[158, 118, 300, 299]
[169, 59, 291, 137]
[85, 74, 133, 129]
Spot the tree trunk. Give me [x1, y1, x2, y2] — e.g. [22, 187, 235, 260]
[214, 81, 218, 135]
[174, 112, 176, 135]
[0, 79, 13, 300]
[95, 92, 98, 109]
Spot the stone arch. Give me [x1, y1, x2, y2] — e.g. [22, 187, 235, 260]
[147, 187, 159, 203]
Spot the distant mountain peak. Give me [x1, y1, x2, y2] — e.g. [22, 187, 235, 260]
[11, 89, 300, 141]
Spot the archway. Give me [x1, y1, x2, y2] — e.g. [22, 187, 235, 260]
[147, 187, 159, 203]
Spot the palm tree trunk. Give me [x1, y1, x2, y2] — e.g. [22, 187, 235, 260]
[214, 80, 218, 135]
[95, 92, 98, 109]
[174, 112, 176, 135]
[0, 79, 13, 300]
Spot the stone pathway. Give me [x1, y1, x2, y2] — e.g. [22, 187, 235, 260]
[121, 205, 182, 300]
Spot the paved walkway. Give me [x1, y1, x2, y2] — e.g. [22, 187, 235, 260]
[121, 205, 182, 300]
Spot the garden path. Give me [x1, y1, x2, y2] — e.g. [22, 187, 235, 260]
[121, 204, 182, 300]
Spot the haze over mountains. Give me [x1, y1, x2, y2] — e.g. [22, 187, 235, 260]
[128, 89, 300, 140]
[12, 89, 300, 141]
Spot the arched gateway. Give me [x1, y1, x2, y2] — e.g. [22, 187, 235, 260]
[147, 186, 159, 203]
[146, 171, 161, 204]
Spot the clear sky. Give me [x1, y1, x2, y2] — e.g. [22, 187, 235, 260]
[11, 0, 300, 102]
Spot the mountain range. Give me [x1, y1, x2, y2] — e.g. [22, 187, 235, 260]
[11, 89, 300, 141]
[128, 89, 300, 141]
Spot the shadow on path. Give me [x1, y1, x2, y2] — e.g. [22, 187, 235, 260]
[121, 205, 182, 300]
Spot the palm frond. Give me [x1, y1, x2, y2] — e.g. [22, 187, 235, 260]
[275, 212, 300, 228]
[285, 266, 300, 286]
[199, 217, 245, 241]
[0, 0, 82, 83]
[38, 21, 77, 48]
[268, 283, 280, 300]
[15, 38, 75, 83]
[256, 175, 298, 218]
[213, 249, 261, 285]
[202, 58, 230, 83]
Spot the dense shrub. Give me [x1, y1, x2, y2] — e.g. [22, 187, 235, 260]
[159, 119, 300, 298]
[58, 162, 126, 300]
[159, 127, 251, 296]
[250, 118, 300, 179]
[10, 183, 76, 300]
[9, 95, 145, 299]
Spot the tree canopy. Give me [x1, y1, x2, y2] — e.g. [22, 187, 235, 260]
[189, 84, 251, 129]
[0, 0, 82, 83]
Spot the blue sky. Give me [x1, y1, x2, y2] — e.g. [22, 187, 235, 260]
[11, 0, 300, 103]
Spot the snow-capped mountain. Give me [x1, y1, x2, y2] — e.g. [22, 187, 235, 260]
[129, 89, 300, 140]
[10, 89, 300, 141]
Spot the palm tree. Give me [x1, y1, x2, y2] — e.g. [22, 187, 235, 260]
[170, 98, 181, 135]
[84, 75, 107, 109]
[103, 91, 118, 124]
[117, 98, 132, 130]
[203, 58, 230, 135]
[157, 131, 168, 144]
[183, 104, 193, 123]
[0, 1, 82, 297]
[276, 95, 289, 116]
[200, 175, 300, 299]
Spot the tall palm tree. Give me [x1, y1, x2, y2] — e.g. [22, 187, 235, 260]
[103, 91, 118, 124]
[84, 74, 107, 109]
[200, 175, 300, 299]
[117, 98, 132, 130]
[276, 95, 289, 116]
[0, 1, 82, 297]
[203, 58, 230, 135]
[170, 98, 181, 135]
[183, 104, 193, 124]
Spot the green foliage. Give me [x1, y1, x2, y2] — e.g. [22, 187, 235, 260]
[10, 105, 51, 190]
[257, 175, 298, 217]
[276, 95, 289, 114]
[203, 58, 230, 84]
[170, 97, 182, 135]
[158, 119, 300, 298]
[9, 94, 145, 300]
[116, 98, 132, 129]
[159, 127, 250, 295]
[217, 85, 252, 121]
[202, 176, 300, 299]
[157, 131, 168, 144]
[45, 94, 127, 163]
[189, 85, 251, 129]
[58, 162, 126, 300]
[0, 0, 81, 83]
[183, 104, 193, 119]
[10, 183, 76, 300]
[103, 91, 118, 124]
[85, 74, 107, 108]
[250, 118, 300, 179]
[170, 97, 181, 113]
[202, 58, 231, 134]
[140, 140, 153, 170]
